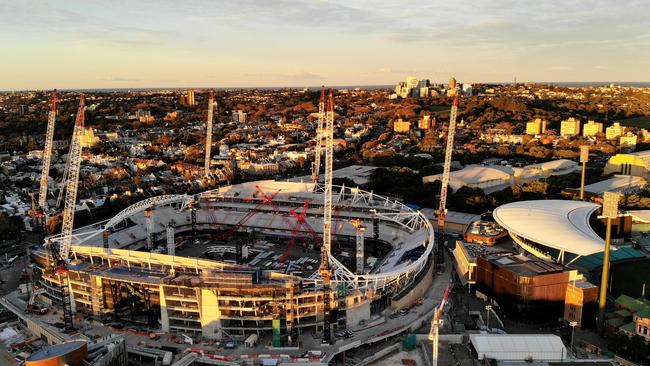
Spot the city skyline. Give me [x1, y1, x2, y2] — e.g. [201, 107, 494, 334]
[1, 0, 650, 90]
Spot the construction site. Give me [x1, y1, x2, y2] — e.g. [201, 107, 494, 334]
[0, 87, 466, 366]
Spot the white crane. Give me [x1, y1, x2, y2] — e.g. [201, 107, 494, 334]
[38, 89, 57, 211]
[436, 92, 459, 266]
[319, 89, 335, 344]
[311, 86, 325, 183]
[59, 95, 86, 262]
[204, 89, 215, 178]
[46, 95, 86, 333]
[429, 283, 452, 366]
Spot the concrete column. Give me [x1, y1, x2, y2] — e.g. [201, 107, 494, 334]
[159, 285, 169, 332]
[200, 288, 222, 340]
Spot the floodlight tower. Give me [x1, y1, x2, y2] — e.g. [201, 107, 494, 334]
[311, 86, 325, 183]
[597, 191, 620, 336]
[579, 145, 589, 200]
[204, 90, 215, 178]
[319, 89, 335, 344]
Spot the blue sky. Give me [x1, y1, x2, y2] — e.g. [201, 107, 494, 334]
[1, 0, 649, 89]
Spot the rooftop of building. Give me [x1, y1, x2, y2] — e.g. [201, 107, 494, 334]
[577, 175, 647, 195]
[484, 253, 568, 276]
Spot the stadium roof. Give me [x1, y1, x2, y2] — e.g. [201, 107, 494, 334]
[423, 165, 513, 185]
[469, 334, 567, 362]
[493, 200, 604, 256]
[580, 175, 647, 195]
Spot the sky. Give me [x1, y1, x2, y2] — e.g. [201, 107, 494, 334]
[1, 0, 649, 90]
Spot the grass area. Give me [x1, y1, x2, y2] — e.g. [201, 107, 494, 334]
[618, 116, 650, 128]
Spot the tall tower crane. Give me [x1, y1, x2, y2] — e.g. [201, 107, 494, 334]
[204, 89, 215, 178]
[49, 95, 86, 332]
[30, 90, 58, 240]
[311, 86, 325, 183]
[429, 283, 452, 366]
[436, 92, 459, 266]
[38, 89, 57, 211]
[319, 89, 335, 344]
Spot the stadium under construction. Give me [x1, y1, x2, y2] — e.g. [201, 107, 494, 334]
[33, 180, 435, 345]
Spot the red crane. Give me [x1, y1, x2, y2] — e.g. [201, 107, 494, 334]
[279, 200, 321, 262]
[215, 186, 281, 241]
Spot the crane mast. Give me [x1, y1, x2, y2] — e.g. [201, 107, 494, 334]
[38, 90, 57, 211]
[436, 93, 459, 265]
[319, 89, 334, 344]
[204, 90, 215, 178]
[311, 86, 325, 183]
[429, 283, 452, 366]
[59, 96, 86, 261]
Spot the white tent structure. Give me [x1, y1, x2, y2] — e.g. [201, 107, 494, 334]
[469, 334, 568, 362]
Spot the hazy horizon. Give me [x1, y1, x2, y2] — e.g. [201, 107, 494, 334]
[2, 0, 649, 90]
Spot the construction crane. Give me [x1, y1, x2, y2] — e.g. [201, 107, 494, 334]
[49, 95, 86, 332]
[435, 92, 459, 266]
[429, 283, 452, 366]
[280, 200, 320, 262]
[311, 86, 325, 183]
[350, 219, 366, 274]
[319, 89, 335, 344]
[204, 89, 215, 178]
[38, 89, 57, 211]
[29, 90, 58, 240]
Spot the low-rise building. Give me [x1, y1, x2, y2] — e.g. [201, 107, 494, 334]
[604, 150, 650, 179]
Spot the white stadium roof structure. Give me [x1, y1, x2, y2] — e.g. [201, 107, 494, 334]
[493, 200, 604, 262]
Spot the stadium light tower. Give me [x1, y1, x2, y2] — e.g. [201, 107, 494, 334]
[597, 191, 620, 336]
[579, 145, 589, 200]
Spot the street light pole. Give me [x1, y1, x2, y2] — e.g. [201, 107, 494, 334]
[485, 304, 492, 332]
[569, 321, 578, 352]
[579, 145, 589, 200]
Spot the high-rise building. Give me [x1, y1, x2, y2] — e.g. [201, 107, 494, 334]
[19, 105, 28, 115]
[232, 110, 247, 123]
[418, 115, 431, 130]
[462, 83, 473, 96]
[449, 77, 457, 91]
[393, 118, 411, 133]
[606, 122, 625, 140]
[187, 90, 195, 106]
[180, 90, 196, 106]
[560, 117, 581, 136]
[526, 118, 547, 135]
[582, 120, 603, 137]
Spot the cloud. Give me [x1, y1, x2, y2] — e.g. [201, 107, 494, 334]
[549, 66, 570, 71]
